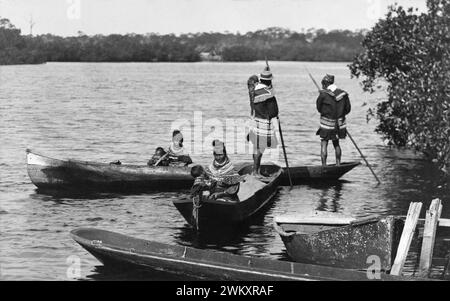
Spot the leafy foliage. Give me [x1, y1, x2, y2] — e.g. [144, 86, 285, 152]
[349, 0, 450, 172]
[0, 18, 46, 64]
[0, 18, 365, 64]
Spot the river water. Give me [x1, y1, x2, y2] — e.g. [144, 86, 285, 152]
[0, 62, 449, 280]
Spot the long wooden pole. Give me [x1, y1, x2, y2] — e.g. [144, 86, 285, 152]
[266, 58, 293, 188]
[277, 117, 293, 188]
[154, 152, 169, 166]
[305, 68, 381, 184]
[346, 132, 381, 184]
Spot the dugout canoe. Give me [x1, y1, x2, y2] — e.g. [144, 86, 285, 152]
[273, 211, 404, 271]
[71, 227, 409, 281]
[173, 164, 283, 231]
[26, 149, 193, 192]
[279, 161, 361, 186]
[26, 149, 359, 192]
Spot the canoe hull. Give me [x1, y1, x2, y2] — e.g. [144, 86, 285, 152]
[71, 228, 406, 281]
[26, 150, 359, 192]
[26, 150, 193, 192]
[280, 162, 360, 186]
[173, 165, 282, 230]
[275, 216, 404, 270]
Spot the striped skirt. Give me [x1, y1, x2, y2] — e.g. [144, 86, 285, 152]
[247, 117, 278, 152]
[316, 116, 347, 141]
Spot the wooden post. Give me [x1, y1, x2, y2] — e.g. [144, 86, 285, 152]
[390, 202, 422, 276]
[443, 239, 450, 280]
[418, 199, 442, 277]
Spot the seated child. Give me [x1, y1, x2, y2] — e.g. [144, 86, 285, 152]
[147, 147, 170, 167]
[190, 165, 212, 198]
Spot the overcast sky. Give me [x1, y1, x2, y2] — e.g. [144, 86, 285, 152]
[0, 0, 427, 36]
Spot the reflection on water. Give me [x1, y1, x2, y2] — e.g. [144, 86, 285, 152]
[174, 192, 280, 256]
[1, 62, 449, 280]
[86, 265, 199, 281]
[315, 182, 344, 212]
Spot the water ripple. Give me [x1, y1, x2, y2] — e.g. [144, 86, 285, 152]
[1, 62, 448, 280]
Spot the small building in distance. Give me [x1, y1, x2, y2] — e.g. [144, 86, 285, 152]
[199, 51, 222, 62]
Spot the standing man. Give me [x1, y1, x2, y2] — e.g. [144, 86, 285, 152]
[316, 74, 351, 166]
[247, 66, 279, 176]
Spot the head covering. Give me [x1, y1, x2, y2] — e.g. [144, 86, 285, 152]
[321, 74, 335, 87]
[212, 139, 226, 155]
[208, 140, 235, 179]
[259, 66, 273, 81]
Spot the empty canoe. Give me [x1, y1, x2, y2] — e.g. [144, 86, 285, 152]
[279, 162, 361, 186]
[71, 227, 408, 281]
[274, 211, 404, 270]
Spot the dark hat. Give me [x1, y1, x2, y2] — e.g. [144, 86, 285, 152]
[259, 66, 273, 81]
[322, 74, 335, 85]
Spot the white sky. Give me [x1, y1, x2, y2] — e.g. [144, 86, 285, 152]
[0, 0, 427, 36]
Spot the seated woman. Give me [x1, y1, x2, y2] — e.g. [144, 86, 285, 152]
[203, 140, 241, 200]
[166, 130, 193, 166]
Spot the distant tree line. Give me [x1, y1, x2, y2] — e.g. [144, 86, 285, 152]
[0, 17, 366, 65]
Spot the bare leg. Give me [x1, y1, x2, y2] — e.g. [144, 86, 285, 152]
[333, 140, 341, 166]
[253, 151, 263, 175]
[321, 140, 328, 167]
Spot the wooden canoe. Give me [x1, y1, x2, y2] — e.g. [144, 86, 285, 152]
[26, 149, 193, 192]
[173, 164, 283, 231]
[71, 227, 410, 281]
[279, 162, 361, 186]
[26, 149, 360, 192]
[274, 211, 405, 271]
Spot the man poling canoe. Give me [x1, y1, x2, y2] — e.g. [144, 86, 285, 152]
[246, 65, 279, 177]
[307, 70, 380, 184]
[315, 74, 351, 166]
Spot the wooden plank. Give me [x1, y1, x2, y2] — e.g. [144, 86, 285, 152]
[274, 212, 355, 225]
[390, 202, 422, 276]
[399, 217, 450, 228]
[443, 239, 450, 280]
[418, 199, 442, 277]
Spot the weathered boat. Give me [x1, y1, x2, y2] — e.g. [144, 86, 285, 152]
[71, 227, 409, 281]
[173, 164, 283, 231]
[279, 162, 361, 186]
[26, 149, 193, 192]
[273, 211, 405, 270]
